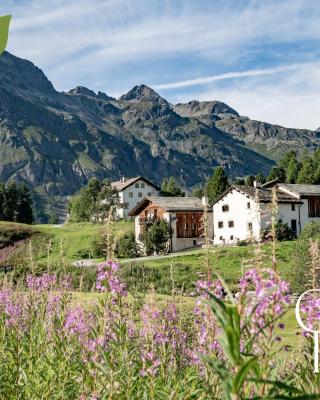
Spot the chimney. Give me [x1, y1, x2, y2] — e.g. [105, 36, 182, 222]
[253, 180, 261, 188]
[121, 175, 126, 183]
[202, 196, 209, 207]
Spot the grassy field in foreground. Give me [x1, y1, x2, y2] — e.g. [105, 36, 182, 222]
[72, 291, 302, 349]
[120, 241, 297, 294]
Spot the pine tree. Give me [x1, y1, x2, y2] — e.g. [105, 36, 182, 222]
[245, 175, 255, 186]
[286, 157, 300, 183]
[267, 166, 286, 182]
[297, 157, 315, 184]
[255, 172, 266, 184]
[3, 181, 19, 221]
[206, 167, 229, 204]
[15, 184, 33, 224]
[160, 177, 184, 197]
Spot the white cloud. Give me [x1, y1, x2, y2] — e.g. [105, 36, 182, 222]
[169, 63, 320, 130]
[153, 64, 302, 90]
[1, 0, 320, 129]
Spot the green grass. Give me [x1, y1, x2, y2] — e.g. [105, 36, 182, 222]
[121, 241, 296, 294]
[34, 221, 134, 263]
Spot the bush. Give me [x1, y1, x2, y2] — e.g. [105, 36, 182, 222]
[0, 222, 34, 249]
[142, 220, 172, 255]
[291, 221, 320, 294]
[262, 222, 295, 242]
[115, 232, 140, 258]
[300, 221, 320, 240]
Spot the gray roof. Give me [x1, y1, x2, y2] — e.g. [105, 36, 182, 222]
[278, 184, 320, 197]
[212, 185, 303, 206]
[111, 176, 160, 191]
[128, 196, 209, 216]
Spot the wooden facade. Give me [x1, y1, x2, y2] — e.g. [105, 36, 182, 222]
[308, 196, 320, 218]
[176, 211, 203, 238]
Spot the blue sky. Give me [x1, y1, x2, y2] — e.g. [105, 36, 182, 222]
[1, 0, 320, 129]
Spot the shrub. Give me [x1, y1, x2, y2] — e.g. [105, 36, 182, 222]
[262, 222, 295, 242]
[300, 221, 320, 240]
[115, 232, 140, 258]
[142, 220, 172, 255]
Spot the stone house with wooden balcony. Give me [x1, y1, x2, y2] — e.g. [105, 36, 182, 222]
[128, 196, 213, 253]
[111, 176, 160, 219]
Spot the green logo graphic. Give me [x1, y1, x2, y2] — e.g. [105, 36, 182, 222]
[0, 15, 11, 56]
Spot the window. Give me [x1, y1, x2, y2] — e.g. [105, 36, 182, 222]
[247, 202, 251, 209]
[291, 219, 297, 233]
[279, 219, 283, 224]
[129, 192, 133, 198]
[193, 239, 197, 246]
[138, 192, 143, 198]
[222, 204, 229, 212]
[291, 204, 296, 211]
[218, 221, 224, 228]
[248, 222, 253, 230]
[228, 221, 234, 228]
[135, 183, 139, 188]
[308, 197, 320, 217]
[219, 236, 223, 241]
[141, 183, 145, 188]
[148, 192, 152, 196]
[230, 235, 234, 240]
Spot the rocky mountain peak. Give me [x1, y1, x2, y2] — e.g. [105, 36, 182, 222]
[67, 86, 112, 101]
[119, 84, 168, 105]
[174, 100, 239, 121]
[0, 51, 55, 94]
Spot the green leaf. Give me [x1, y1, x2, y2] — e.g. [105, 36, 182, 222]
[0, 15, 11, 55]
[233, 358, 258, 393]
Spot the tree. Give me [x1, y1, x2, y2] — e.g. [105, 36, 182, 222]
[297, 157, 315, 184]
[267, 166, 286, 182]
[279, 150, 298, 170]
[255, 172, 266, 184]
[286, 157, 300, 183]
[160, 177, 185, 197]
[15, 184, 34, 224]
[0, 181, 33, 224]
[206, 167, 229, 204]
[48, 210, 59, 224]
[116, 232, 140, 258]
[68, 178, 118, 222]
[245, 175, 255, 186]
[3, 181, 19, 221]
[191, 185, 204, 198]
[142, 220, 171, 255]
[233, 178, 245, 185]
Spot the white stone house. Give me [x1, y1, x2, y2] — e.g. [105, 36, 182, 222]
[111, 176, 160, 219]
[211, 183, 320, 245]
[128, 196, 213, 253]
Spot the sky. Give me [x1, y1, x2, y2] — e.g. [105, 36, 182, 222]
[1, 0, 320, 130]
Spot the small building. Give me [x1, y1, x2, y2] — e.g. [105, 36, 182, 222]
[212, 183, 320, 245]
[111, 176, 160, 219]
[128, 196, 213, 253]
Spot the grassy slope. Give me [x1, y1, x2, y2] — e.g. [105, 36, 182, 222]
[34, 221, 134, 263]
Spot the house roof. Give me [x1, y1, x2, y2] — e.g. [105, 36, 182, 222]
[128, 196, 211, 216]
[111, 176, 160, 191]
[211, 185, 303, 206]
[277, 184, 320, 197]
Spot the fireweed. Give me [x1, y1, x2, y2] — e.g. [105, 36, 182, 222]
[0, 262, 317, 399]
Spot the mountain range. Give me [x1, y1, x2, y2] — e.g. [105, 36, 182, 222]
[0, 51, 319, 221]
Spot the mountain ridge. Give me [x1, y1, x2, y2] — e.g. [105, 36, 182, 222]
[0, 51, 319, 221]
